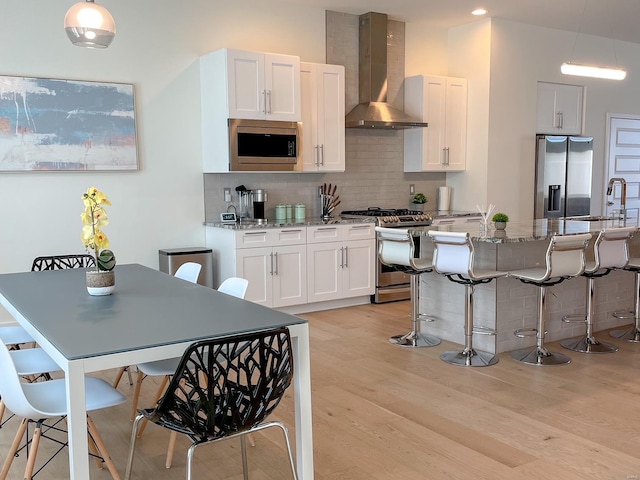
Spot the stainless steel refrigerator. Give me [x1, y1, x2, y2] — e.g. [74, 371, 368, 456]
[534, 135, 593, 219]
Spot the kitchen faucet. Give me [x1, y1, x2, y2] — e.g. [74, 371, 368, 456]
[606, 177, 627, 223]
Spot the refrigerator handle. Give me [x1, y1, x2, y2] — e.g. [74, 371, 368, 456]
[548, 185, 561, 212]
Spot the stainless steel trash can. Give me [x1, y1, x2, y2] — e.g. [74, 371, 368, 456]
[158, 247, 213, 288]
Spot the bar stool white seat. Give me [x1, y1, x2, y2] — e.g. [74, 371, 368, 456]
[509, 233, 592, 366]
[376, 227, 440, 348]
[610, 256, 640, 342]
[428, 230, 507, 366]
[560, 226, 635, 353]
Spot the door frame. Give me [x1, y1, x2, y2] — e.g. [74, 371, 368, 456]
[604, 112, 640, 217]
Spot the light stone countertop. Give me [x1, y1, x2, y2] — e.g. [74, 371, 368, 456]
[204, 217, 376, 230]
[409, 218, 637, 243]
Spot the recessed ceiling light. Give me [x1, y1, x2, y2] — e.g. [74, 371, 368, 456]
[471, 8, 487, 16]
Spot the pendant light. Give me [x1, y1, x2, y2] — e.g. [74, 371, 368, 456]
[561, 0, 626, 80]
[64, 0, 116, 48]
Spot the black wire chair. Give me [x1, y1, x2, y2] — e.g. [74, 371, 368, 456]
[31, 254, 96, 271]
[124, 326, 298, 480]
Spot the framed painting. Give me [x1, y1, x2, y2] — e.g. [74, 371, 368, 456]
[0, 75, 138, 172]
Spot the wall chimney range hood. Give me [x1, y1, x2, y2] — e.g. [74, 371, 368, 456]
[345, 12, 428, 130]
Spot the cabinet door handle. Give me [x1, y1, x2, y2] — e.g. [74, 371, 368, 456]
[273, 251, 278, 275]
[343, 245, 348, 268]
[316, 227, 338, 232]
[243, 231, 267, 236]
[267, 90, 272, 115]
[339, 246, 344, 268]
[269, 252, 274, 276]
[559, 111, 563, 129]
[281, 229, 303, 233]
[262, 89, 267, 114]
[320, 144, 324, 165]
[314, 145, 319, 166]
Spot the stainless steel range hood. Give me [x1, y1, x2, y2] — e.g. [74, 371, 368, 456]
[345, 12, 428, 130]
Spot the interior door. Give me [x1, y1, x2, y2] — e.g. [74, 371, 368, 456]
[606, 115, 640, 225]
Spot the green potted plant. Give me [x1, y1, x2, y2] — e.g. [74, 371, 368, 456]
[492, 212, 509, 230]
[81, 186, 117, 295]
[411, 193, 427, 211]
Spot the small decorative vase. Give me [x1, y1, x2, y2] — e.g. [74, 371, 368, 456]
[86, 270, 115, 296]
[495, 221, 507, 231]
[412, 203, 425, 212]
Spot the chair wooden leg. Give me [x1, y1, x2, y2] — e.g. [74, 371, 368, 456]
[137, 375, 169, 438]
[165, 431, 177, 468]
[247, 433, 256, 447]
[24, 421, 42, 480]
[113, 366, 127, 388]
[0, 418, 27, 480]
[88, 431, 104, 469]
[87, 416, 122, 480]
[130, 370, 144, 421]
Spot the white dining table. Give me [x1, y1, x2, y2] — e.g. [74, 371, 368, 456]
[0, 263, 314, 479]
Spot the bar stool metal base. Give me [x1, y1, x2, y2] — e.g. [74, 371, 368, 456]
[388, 273, 440, 348]
[510, 346, 571, 366]
[440, 348, 498, 367]
[560, 335, 619, 353]
[389, 331, 441, 347]
[609, 326, 640, 342]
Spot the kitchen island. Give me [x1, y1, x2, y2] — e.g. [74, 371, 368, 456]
[409, 219, 640, 354]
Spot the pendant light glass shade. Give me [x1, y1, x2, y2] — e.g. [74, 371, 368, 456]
[64, 0, 115, 48]
[561, 62, 627, 81]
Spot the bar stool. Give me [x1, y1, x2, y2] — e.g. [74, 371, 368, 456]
[427, 230, 507, 366]
[610, 256, 640, 342]
[509, 233, 592, 366]
[560, 226, 635, 353]
[375, 227, 440, 348]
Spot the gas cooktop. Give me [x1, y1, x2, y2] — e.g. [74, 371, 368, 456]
[341, 207, 432, 227]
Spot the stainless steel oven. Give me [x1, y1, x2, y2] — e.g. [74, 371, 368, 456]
[341, 208, 432, 303]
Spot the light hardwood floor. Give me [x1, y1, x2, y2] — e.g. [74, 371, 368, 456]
[1, 300, 640, 479]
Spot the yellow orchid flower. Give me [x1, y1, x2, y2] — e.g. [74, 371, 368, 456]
[81, 187, 114, 270]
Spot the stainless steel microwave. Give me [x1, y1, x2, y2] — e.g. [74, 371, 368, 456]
[229, 119, 301, 171]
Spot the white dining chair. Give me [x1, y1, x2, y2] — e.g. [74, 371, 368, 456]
[174, 262, 202, 283]
[0, 348, 62, 426]
[132, 276, 250, 468]
[0, 342, 125, 479]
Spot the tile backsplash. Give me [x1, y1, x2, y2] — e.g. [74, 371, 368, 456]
[203, 10, 444, 223]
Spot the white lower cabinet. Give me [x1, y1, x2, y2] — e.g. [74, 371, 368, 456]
[235, 244, 306, 308]
[206, 227, 307, 308]
[306, 224, 375, 303]
[206, 223, 374, 309]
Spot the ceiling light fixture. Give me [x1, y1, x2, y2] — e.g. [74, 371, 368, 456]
[561, 0, 626, 81]
[560, 62, 626, 80]
[64, 0, 115, 48]
[471, 9, 487, 16]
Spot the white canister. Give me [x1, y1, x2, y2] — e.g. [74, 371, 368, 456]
[285, 204, 293, 220]
[275, 204, 286, 222]
[295, 203, 306, 221]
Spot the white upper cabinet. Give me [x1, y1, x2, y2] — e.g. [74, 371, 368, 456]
[536, 81, 584, 135]
[300, 62, 345, 172]
[404, 75, 468, 172]
[200, 48, 301, 172]
[202, 48, 301, 122]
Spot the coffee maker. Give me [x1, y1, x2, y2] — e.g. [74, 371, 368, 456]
[252, 189, 268, 224]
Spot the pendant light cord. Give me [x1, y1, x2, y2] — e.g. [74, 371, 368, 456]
[568, 0, 589, 64]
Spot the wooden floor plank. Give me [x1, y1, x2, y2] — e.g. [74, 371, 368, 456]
[1, 301, 640, 479]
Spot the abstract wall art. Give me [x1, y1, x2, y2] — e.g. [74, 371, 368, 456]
[0, 75, 138, 172]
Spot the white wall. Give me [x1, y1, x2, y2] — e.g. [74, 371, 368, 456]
[443, 17, 640, 221]
[0, 0, 326, 273]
